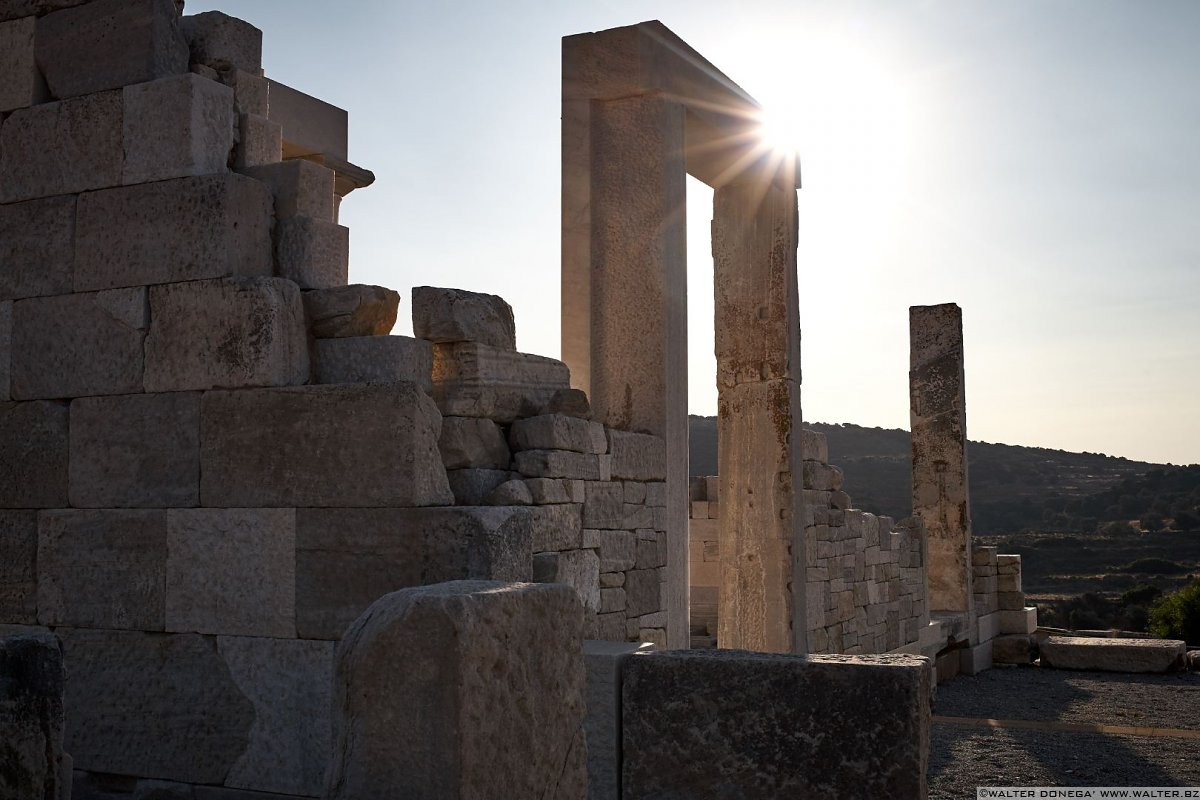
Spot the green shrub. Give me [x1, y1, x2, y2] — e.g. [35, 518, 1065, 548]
[1115, 557, 1191, 575]
[1148, 579, 1200, 645]
[1120, 584, 1162, 606]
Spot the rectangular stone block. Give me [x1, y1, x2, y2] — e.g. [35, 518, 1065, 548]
[275, 217, 348, 289]
[0, 0, 94, 22]
[303, 283, 399, 339]
[0, 300, 8, 401]
[181, 11, 261, 74]
[295, 506, 534, 640]
[0, 510, 36, 623]
[0, 631, 65, 800]
[959, 639, 993, 676]
[37, 509, 167, 630]
[431, 341, 571, 422]
[976, 611, 999, 642]
[436, 415, 509, 471]
[314, 335, 433, 394]
[509, 412, 606, 454]
[514, 449, 601, 480]
[144, 277, 307, 392]
[998, 606, 1037, 635]
[243, 158, 335, 221]
[201, 383, 453, 508]
[622, 650, 930, 799]
[122, 73, 234, 185]
[583, 641, 652, 800]
[326, 581, 587, 800]
[75, 173, 273, 291]
[0, 194, 74, 300]
[991, 634, 1035, 665]
[35, 0, 187, 100]
[800, 428, 828, 463]
[233, 112, 282, 169]
[0, 16, 44, 112]
[1040, 636, 1186, 673]
[412, 286, 516, 350]
[0, 400, 67, 507]
[218, 636, 333, 796]
[69, 392, 199, 508]
[0, 90, 122, 203]
[164, 508, 295, 638]
[61, 628, 330, 787]
[606, 429, 666, 481]
[527, 503, 583, 552]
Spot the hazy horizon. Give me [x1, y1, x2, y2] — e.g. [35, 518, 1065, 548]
[192, 1, 1200, 466]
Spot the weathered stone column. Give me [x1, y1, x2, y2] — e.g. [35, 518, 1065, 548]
[570, 93, 689, 649]
[713, 180, 806, 654]
[909, 303, 973, 613]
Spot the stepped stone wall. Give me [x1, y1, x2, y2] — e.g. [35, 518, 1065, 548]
[0, 2, 659, 795]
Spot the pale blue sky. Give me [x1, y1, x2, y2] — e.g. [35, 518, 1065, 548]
[193, 1, 1200, 466]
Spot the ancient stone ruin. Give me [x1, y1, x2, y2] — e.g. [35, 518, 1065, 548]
[0, 2, 1128, 798]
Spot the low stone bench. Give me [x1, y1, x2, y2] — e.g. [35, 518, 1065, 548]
[1039, 636, 1187, 673]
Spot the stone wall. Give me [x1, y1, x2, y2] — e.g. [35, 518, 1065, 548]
[690, 429, 930, 655]
[0, 2, 660, 795]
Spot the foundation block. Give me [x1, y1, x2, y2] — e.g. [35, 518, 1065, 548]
[163, 508, 295, 638]
[276, 217, 349, 289]
[295, 506, 534, 640]
[200, 383, 452, 508]
[35, 0, 187, 99]
[122, 73, 234, 185]
[326, 581, 587, 800]
[621, 650, 930, 799]
[37, 509, 167, 630]
[144, 277, 307, 392]
[0, 16, 44, 112]
[0, 90, 123, 203]
[0, 400, 68, 508]
[313, 335, 432, 394]
[74, 173, 273, 291]
[0, 195, 75, 300]
[0, 510, 37, 623]
[11, 287, 147, 400]
[69, 392, 200, 508]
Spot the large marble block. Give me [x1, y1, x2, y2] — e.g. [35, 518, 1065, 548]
[37, 509, 167, 630]
[303, 284, 399, 339]
[0, 195, 75, 301]
[244, 158, 335, 222]
[0, 631, 66, 800]
[622, 650, 931, 799]
[1040, 636, 1187, 673]
[11, 287, 147, 400]
[438, 416, 509, 470]
[509, 413, 606, 454]
[313, 335, 432, 394]
[326, 581, 587, 800]
[200, 383, 452, 508]
[0, 90, 123, 203]
[275, 217, 349, 290]
[0, 510, 37, 623]
[123, 73, 234, 186]
[0, 16, 43, 112]
[0, 400, 68, 508]
[164, 508, 295, 638]
[295, 506, 534, 640]
[69, 392, 200, 508]
[75, 174, 273, 292]
[432, 341, 572, 422]
[144, 277, 307, 392]
[35, 0, 187, 100]
[61, 628, 333, 793]
[583, 641, 653, 800]
[412, 286, 516, 350]
[181, 11, 261, 74]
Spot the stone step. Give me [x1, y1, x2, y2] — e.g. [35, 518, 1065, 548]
[1040, 636, 1187, 673]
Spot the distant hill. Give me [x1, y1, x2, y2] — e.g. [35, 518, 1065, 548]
[688, 417, 1181, 534]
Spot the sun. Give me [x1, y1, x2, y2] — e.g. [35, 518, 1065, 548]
[756, 106, 806, 158]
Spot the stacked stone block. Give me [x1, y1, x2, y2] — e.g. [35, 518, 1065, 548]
[991, 551, 1039, 664]
[0, 4, 506, 797]
[689, 428, 930, 655]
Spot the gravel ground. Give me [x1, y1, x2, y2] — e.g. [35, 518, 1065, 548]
[929, 666, 1200, 798]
